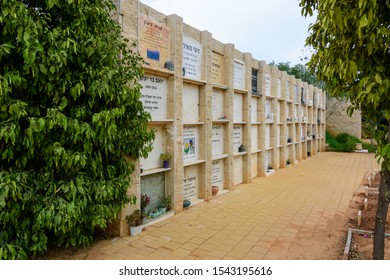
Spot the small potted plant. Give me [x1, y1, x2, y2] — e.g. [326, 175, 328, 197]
[160, 153, 172, 168]
[160, 195, 172, 212]
[126, 209, 143, 236]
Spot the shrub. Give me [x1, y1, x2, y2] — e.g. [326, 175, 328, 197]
[326, 131, 376, 153]
[0, 0, 154, 259]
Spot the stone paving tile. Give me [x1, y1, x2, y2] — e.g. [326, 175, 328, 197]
[171, 248, 191, 258]
[62, 152, 379, 260]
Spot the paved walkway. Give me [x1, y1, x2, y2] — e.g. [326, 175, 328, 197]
[74, 152, 379, 260]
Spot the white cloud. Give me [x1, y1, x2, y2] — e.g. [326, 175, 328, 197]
[140, 0, 315, 65]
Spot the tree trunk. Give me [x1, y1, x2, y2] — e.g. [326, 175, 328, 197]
[373, 169, 390, 259]
[373, 121, 390, 260]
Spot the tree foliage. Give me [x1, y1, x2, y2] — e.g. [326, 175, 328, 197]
[300, 0, 390, 259]
[270, 61, 322, 87]
[0, 0, 154, 259]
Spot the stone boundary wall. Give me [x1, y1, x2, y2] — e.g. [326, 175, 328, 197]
[326, 98, 361, 139]
[112, 0, 327, 236]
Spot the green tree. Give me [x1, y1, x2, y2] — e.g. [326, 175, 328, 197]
[0, 0, 154, 259]
[300, 0, 390, 259]
[270, 61, 322, 87]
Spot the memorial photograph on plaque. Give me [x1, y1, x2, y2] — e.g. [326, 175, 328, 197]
[183, 126, 199, 162]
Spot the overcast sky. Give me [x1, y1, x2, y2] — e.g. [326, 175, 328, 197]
[141, 0, 316, 65]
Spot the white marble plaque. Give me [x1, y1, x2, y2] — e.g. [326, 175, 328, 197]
[234, 157, 243, 185]
[139, 75, 168, 120]
[183, 166, 198, 200]
[265, 125, 271, 149]
[251, 126, 258, 152]
[183, 37, 202, 80]
[212, 89, 224, 120]
[212, 160, 224, 189]
[233, 125, 243, 153]
[251, 154, 258, 179]
[212, 125, 224, 156]
[183, 83, 199, 123]
[234, 60, 245, 90]
[251, 98, 258, 123]
[265, 74, 271, 96]
[286, 80, 290, 100]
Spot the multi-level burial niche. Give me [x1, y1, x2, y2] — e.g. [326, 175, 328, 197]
[111, 0, 327, 236]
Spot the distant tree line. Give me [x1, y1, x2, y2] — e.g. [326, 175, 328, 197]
[269, 61, 323, 88]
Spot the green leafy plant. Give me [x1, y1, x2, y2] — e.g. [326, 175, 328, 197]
[126, 210, 143, 227]
[326, 131, 376, 153]
[0, 0, 154, 259]
[160, 195, 172, 211]
[160, 153, 172, 161]
[300, 0, 389, 259]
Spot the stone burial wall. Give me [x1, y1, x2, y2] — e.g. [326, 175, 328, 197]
[113, 0, 327, 236]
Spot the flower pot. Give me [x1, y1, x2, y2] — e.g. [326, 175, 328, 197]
[130, 225, 143, 236]
[159, 207, 167, 214]
[355, 143, 363, 150]
[212, 186, 219, 196]
[163, 160, 169, 168]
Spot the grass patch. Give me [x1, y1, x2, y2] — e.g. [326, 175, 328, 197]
[326, 131, 376, 153]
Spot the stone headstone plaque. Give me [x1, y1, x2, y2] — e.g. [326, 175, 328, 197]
[139, 16, 170, 69]
[212, 89, 224, 120]
[233, 125, 243, 153]
[183, 165, 198, 200]
[211, 52, 224, 84]
[183, 37, 202, 80]
[212, 160, 224, 189]
[139, 75, 168, 120]
[234, 60, 245, 90]
[212, 125, 224, 156]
